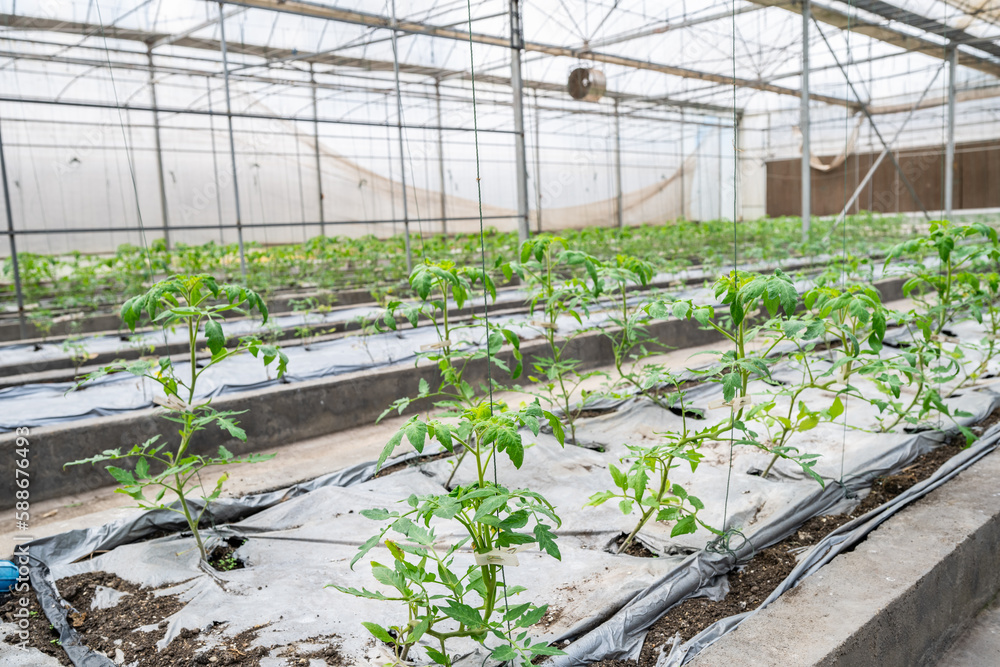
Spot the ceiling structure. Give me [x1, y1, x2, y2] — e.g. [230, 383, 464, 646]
[0, 0, 997, 118]
[0, 0, 997, 258]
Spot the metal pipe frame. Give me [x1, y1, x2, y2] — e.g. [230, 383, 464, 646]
[945, 46, 958, 218]
[746, 0, 1000, 79]
[0, 110, 26, 339]
[0, 93, 520, 136]
[217, 2, 248, 278]
[212, 0, 858, 109]
[147, 49, 171, 250]
[812, 19, 932, 221]
[0, 15, 737, 116]
[389, 0, 412, 273]
[2, 215, 517, 237]
[310, 64, 326, 238]
[509, 0, 531, 244]
[830, 59, 949, 233]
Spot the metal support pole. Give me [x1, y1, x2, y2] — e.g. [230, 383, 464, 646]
[801, 0, 811, 242]
[510, 0, 530, 244]
[614, 98, 623, 230]
[0, 112, 26, 339]
[147, 49, 171, 250]
[310, 64, 326, 238]
[218, 3, 247, 278]
[945, 46, 957, 219]
[205, 77, 225, 244]
[717, 125, 723, 220]
[434, 79, 447, 236]
[533, 90, 543, 233]
[389, 0, 412, 273]
[680, 110, 685, 220]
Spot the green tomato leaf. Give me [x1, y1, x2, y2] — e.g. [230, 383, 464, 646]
[670, 514, 697, 537]
[204, 319, 225, 356]
[534, 523, 561, 560]
[361, 621, 395, 645]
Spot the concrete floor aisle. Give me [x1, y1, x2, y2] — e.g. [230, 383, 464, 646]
[937, 594, 1000, 666]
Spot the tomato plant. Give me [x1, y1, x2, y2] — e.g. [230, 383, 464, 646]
[332, 401, 566, 666]
[66, 275, 288, 563]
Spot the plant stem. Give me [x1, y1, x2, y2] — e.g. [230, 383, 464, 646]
[617, 459, 670, 555]
[882, 379, 924, 432]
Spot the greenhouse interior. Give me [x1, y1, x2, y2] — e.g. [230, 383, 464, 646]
[2, 0, 1000, 665]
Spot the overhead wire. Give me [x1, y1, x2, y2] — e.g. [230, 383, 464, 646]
[464, 0, 515, 652]
[93, 0, 154, 282]
[839, 0, 854, 490]
[707, 0, 754, 564]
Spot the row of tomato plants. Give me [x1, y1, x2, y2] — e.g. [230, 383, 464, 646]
[64, 219, 997, 666]
[3, 213, 912, 329]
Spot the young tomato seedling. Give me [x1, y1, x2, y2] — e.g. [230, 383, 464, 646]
[367, 259, 524, 487]
[66, 275, 288, 563]
[502, 235, 604, 445]
[332, 401, 566, 667]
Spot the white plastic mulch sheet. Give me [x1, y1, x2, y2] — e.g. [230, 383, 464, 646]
[0, 253, 816, 371]
[0, 281, 703, 431]
[12, 316, 1000, 666]
[0, 254, 896, 432]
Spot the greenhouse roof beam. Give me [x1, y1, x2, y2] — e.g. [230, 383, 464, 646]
[832, 0, 1000, 59]
[0, 93, 521, 135]
[211, 0, 860, 109]
[581, 5, 762, 50]
[747, 0, 1000, 78]
[149, 8, 245, 49]
[940, 0, 1000, 28]
[0, 12, 733, 115]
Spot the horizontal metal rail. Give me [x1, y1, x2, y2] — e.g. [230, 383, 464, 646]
[0, 95, 517, 135]
[1, 215, 519, 237]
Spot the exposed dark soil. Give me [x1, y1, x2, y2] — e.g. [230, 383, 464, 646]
[643, 380, 699, 401]
[590, 407, 1000, 667]
[373, 446, 461, 478]
[2, 571, 345, 665]
[1, 585, 69, 664]
[575, 409, 617, 419]
[208, 536, 248, 572]
[613, 532, 660, 558]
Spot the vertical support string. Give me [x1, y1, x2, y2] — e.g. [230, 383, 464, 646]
[613, 98, 623, 231]
[205, 77, 226, 245]
[435, 79, 448, 236]
[466, 0, 516, 648]
[710, 0, 744, 562]
[839, 2, 854, 488]
[801, 0, 811, 244]
[94, 0, 153, 286]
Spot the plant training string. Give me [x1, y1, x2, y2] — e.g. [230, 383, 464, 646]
[708, 0, 753, 563]
[465, 0, 516, 653]
[839, 1, 854, 490]
[94, 0, 155, 284]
